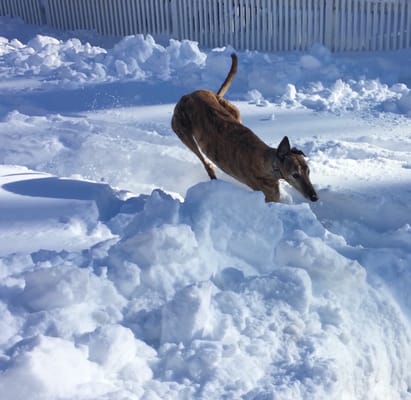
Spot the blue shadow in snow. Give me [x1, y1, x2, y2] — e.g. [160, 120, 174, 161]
[2, 177, 147, 221]
[0, 80, 186, 118]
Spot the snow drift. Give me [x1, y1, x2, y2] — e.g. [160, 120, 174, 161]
[1, 176, 410, 400]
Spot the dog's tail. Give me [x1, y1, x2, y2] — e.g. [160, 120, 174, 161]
[216, 53, 238, 98]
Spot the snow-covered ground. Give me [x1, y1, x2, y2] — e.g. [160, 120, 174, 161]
[0, 16, 411, 400]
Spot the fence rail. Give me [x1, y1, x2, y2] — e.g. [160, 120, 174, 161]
[1, 0, 411, 51]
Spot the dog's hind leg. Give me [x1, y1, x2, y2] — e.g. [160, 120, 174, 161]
[181, 130, 217, 180]
[172, 115, 217, 180]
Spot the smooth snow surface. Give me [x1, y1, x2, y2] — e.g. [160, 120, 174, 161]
[0, 17, 411, 400]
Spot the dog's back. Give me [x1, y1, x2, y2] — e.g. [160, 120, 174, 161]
[172, 88, 270, 183]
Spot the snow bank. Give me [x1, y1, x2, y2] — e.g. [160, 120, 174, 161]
[2, 178, 410, 399]
[0, 34, 205, 87]
[1, 33, 411, 114]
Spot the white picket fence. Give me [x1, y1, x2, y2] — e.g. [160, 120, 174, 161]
[1, 0, 411, 51]
[0, 0, 43, 25]
[43, 0, 173, 37]
[328, 0, 411, 51]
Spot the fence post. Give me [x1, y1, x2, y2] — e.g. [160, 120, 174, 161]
[324, 0, 334, 50]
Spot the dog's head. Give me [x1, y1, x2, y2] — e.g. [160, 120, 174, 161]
[275, 136, 318, 202]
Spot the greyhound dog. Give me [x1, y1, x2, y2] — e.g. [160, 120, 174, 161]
[171, 53, 318, 202]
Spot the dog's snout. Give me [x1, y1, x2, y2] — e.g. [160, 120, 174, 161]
[310, 193, 318, 202]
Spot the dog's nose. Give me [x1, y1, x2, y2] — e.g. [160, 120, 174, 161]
[310, 193, 318, 202]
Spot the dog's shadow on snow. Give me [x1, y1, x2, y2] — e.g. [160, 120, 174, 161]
[3, 177, 146, 221]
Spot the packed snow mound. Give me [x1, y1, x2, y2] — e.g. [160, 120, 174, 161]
[1, 33, 411, 114]
[1, 179, 410, 399]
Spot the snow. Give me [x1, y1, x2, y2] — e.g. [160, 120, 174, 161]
[0, 16, 411, 400]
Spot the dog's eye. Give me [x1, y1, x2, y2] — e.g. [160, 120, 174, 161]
[292, 173, 301, 179]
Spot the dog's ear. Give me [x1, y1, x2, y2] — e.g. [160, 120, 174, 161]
[291, 147, 306, 157]
[277, 136, 291, 159]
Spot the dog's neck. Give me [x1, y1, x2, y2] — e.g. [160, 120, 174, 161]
[272, 165, 284, 180]
[265, 148, 284, 180]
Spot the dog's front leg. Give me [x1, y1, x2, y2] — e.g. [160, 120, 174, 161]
[258, 180, 280, 202]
